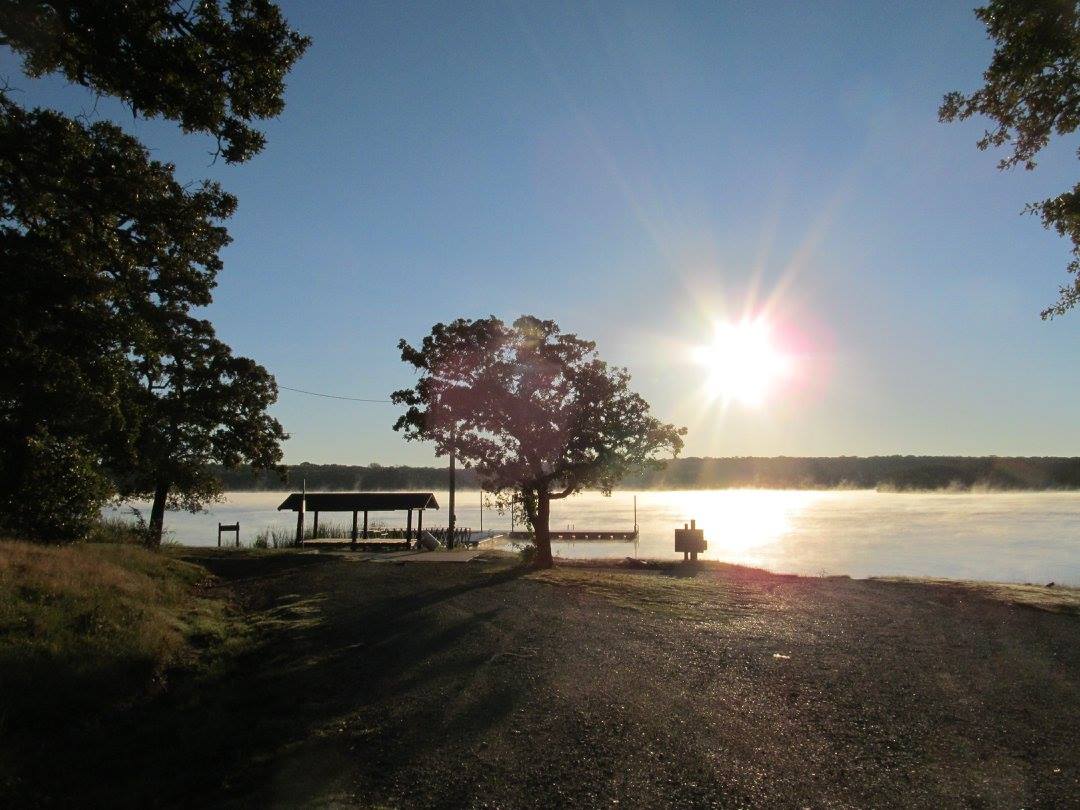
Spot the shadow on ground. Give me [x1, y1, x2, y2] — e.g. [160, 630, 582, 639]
[22, 553, 1080, 808]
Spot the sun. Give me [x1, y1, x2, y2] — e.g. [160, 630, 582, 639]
[692, 318, 791, 407]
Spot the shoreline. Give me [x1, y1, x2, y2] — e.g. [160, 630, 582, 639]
[172, 543, 1080, 593]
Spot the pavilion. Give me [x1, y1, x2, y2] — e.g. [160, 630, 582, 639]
[277, 492, 439, 548]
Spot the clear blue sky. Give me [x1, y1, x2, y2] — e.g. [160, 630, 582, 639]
[6, 1, 1079, 464]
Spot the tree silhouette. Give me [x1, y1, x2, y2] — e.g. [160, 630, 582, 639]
[0, 1, 304, 538]
[941, 0, 1080, 317]
[393, 316, 685, 567]
[0, 0, 309, 163]
[120, 315, 286, 548]
[0, 101, 237, 538]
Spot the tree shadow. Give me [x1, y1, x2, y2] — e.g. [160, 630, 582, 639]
[34, 557, 539, 807]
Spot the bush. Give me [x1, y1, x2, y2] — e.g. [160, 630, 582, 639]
[517, 543, 537, 566]
[0, 430, 111, 541]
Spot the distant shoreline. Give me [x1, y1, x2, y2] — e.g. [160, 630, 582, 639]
[210, 456, 1080, 493]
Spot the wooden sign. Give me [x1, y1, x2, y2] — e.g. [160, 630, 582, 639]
[675, 519, 706, 557]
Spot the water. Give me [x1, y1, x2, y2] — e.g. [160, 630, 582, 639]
[107, 489, 1080, 585]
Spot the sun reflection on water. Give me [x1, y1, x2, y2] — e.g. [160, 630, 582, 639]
[640, 489, 825, 564]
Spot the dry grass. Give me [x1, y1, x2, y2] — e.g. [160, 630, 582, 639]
[872, 576, 1080, 615]
[0, 540, 234, 741]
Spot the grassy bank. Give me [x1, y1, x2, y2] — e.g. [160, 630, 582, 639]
[0, 541, 240, 794]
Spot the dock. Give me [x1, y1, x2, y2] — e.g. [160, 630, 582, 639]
[299, 538, 411, 552]
[502, 530, 638, 542]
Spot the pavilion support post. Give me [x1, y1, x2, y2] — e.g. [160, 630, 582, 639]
[417, 509, 423, 544]
[296, 479, 307, 546]
[351, 511, 358, 547]
[312, 511, 319, 538]
[363, 511, 368, 539]
[406, 509, 413, 548]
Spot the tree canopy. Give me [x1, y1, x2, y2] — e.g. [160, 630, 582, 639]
[0, 100, 240, 538]
[122, 314, 286, 546]
[0, 0, 303, 540]
[941, 0, 1080, 317]
[0, 0, 310, 162]
[393, 316, 685, 567]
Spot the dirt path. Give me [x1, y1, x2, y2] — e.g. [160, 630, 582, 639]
[54, 552, 1080, 808]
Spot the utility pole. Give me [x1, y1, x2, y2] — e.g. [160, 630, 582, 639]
[447, 435, 456, 549]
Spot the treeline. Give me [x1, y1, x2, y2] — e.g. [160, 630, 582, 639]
[621, 456, 1080, 490]
[213, 456, 1080, 492]
[214, 463, 482, 491]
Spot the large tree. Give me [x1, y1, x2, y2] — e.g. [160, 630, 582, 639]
[122, 314, 286, 547]
[0, 100, 236, 539]
[941, 0, 1080, 317]
[393, 316, 685, 568]
[0, 0, 305, 539]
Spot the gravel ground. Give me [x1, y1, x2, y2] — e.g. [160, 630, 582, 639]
[49, 551, 1080, 808]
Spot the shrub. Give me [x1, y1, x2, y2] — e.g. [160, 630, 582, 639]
[0, 431, 111, 541]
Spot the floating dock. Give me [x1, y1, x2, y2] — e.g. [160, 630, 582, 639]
[502, 530, 638, 542]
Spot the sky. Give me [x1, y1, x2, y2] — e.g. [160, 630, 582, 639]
[5, 1, 1080, 464]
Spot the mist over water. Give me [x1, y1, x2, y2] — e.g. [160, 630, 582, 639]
[110, 490, 1080, 585]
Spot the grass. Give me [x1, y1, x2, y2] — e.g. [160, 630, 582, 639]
[251, 525, 302, 548]
[84, 514, 146, 544]
[526, 564, 764, 621]
[249, 519, 397, 547]
[0, 540, 239, 764]
[874, 575, 1080, 615]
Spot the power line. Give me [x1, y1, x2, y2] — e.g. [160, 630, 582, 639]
[278, 385, 393, 404]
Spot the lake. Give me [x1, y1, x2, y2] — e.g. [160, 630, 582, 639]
[108, 489, 1080, 585]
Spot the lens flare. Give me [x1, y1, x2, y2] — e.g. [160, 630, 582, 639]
[693, 318, 791, 407]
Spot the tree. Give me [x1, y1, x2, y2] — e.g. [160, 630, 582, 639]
[0, 0, 310, 163]
[393, 316, 685, 568]
[120, 314, 286, 547]
[0, 100, 236, 539]
[0, 0, 305, 539]
[941, 0, 1080, 317]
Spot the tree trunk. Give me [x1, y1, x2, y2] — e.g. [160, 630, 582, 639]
[146, 481, 169, 549]
[533, 489, 553, 568]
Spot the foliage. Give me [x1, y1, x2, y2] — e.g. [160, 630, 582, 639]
[209, 461, 483, 491]
[0, 429, 110, 540]
[0, 99, 236, 539]
[206, 456, 1080, 492]
[393, 316, 684, 566]
[941, 0, 1080, 316]
[517, 542, 538, 566]
[86, 512, 148, 545]
[0, 1, 304, 541]
[621, 454, 1080, 491]
[120, 313, 286, 546]
[0, 0, 310, 163]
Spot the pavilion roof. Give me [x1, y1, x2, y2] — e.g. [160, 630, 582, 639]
[276, 492, 439, 512]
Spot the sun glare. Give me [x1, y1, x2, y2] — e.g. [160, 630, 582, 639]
[693, 318, 791, 407]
